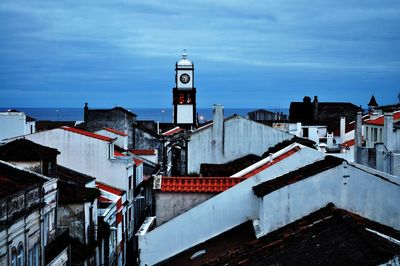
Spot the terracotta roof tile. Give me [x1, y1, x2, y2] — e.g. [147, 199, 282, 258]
[96, 182, 124, 196]
[364, 111, 400, 126]
[114, 151, 125, 157]
[134, 159, 143, 166]
[341, 139, 355, 147]
[130, 149, 156, 155]
[161, 177, 245, 193]
[104, 127, 128, 136]
[61, 126, 114, 142]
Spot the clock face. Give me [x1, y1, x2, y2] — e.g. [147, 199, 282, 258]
[180, 73, 190, 84]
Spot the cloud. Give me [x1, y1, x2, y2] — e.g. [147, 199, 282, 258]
[0, 0, 399, 108]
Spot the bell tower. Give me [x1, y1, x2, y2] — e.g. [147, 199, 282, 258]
[173, 50, 197, 128]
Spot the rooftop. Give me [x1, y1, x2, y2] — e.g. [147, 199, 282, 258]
[253, 156, 345, 197]
[56, 164, 96, 186]
[96, 181, 124, 196]
[103, 127, 128, 136]
[130, 149, 156, 155]
[61, 126, 114, 142]
[364, 111, 400, 126]
[160, 177, 246, 193]
[162, 126, 183, 136]
[0, 160, 48, 198]
[163, 204, 400, 265]
[0, 138, 60, 161]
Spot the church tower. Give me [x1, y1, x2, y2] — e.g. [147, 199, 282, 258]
[173, 50, 197, 128]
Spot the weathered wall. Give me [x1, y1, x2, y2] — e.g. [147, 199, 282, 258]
[188, 116, 293, 173]
[155, 192, 215, 226]
[85, 109, 136, 149]
[134, 127, 164, 163]
[58, 204, 85, 243]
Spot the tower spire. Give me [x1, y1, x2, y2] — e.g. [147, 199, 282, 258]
[182, 49, 187, 59]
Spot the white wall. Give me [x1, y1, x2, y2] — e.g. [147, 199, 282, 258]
[96, 129, 128, 150]
[188, 116, 293, 173]
[0, 112, 26, 141]
[259, 162, 400, 237]
[23, 129, 132, 191]
[139, 147, 324, 265]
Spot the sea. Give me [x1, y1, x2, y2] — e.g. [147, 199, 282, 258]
[0, 107, 289, 122]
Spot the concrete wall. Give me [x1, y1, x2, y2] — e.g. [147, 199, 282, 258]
[138, 147, 324, 265]
[155, 192, 215, 226]
[85, 108, 136, 149]
[58, 204, 85, 243]
[96, 129, 128, 150]
[259, 162, 400, 237]
[134, 127, 164, 163]
[188, 116, 293, 173]
[24, 129, 132, 191]
[0, 112, 26, 141]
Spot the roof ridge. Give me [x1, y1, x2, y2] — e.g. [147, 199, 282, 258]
[253, 156, 345, 197]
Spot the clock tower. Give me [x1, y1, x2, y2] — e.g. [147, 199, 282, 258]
[173, 50, 197, 128]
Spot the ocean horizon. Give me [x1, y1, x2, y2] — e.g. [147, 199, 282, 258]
[0, 107, 289, 122]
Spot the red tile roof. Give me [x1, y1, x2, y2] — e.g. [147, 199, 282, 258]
[104, 127, 128, 136]
[61, 126, 114, 142]
[114, 151, 125, 157]
[241, 147, 301, 178]
[134, 159, 143, 166]
[98, 195, 113, 203]
[160, 177, 245, 193]
[341, 139, 355, 147]
[162, 126, 183, 136]
[364, 111, 400, 126]
[96, 182, 124, 196]
[130, 149, 156, 155]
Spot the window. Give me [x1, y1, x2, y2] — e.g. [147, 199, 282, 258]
[28, 243, 39, 266]
[374, 128, 378, 142]
[17, 244, 24, 266]
[11, 247, 17, 266]
[379, 128, 383, 142]
[366, 127, 369, 141]
[128, 175, 133, 190]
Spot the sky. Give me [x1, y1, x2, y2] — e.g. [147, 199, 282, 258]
[0, 0, 399, 109]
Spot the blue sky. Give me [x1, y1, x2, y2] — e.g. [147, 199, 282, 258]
[0, 1, 399, 109]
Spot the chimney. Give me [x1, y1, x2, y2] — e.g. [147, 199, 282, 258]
[84, 102, 89, 122]
[383, 112, 394, 151]
[313, 96, 319, 122]
[353, 111, 363, 163]
[340, 116, 346, 144]
[355, 111, 362, 148]
[212, 104, 224, 161]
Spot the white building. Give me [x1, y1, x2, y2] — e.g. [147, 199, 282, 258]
[0, 160, 66, 266]
[8, 126, 143, 264]
[187, 105, 293, 174]
[137, 143, 400, 265]
[0, 110, 35, 142]
[96, 127, 129, 150]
